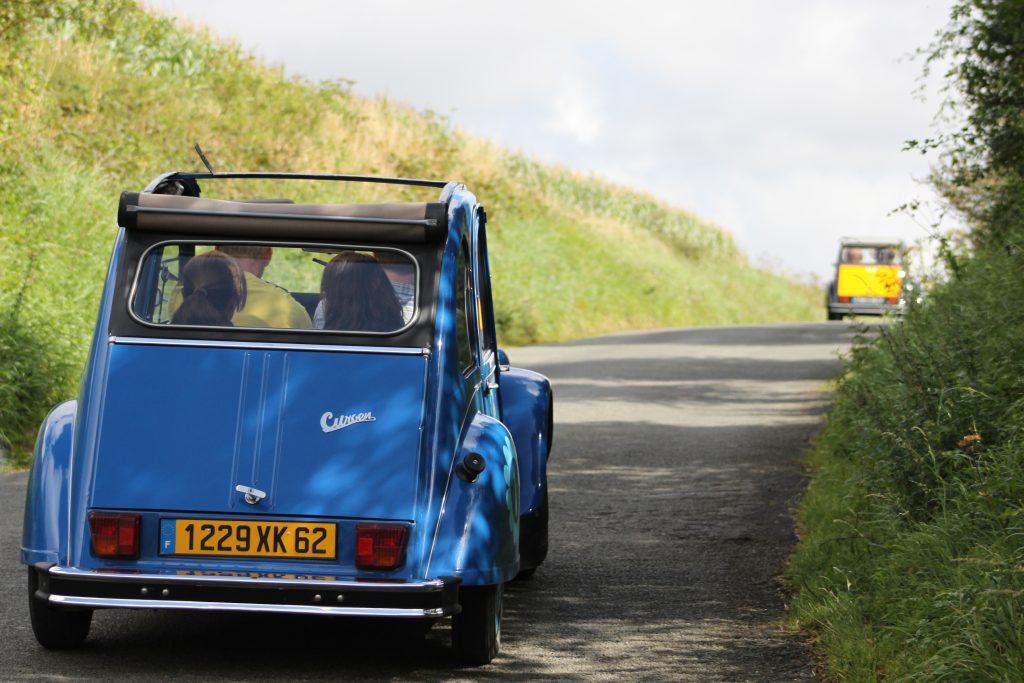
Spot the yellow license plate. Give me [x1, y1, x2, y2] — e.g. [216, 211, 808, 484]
[160, 519, 337, 559]
[837, 264, 902, 298]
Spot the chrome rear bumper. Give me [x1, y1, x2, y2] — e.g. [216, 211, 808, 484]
[828, 302, 904, 316]
[34, 564, 460, 618]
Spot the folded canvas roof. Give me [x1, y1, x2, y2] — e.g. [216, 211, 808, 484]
[118, 191, 447, 243]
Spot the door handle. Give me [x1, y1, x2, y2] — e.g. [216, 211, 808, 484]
[235, 485, 267, 505]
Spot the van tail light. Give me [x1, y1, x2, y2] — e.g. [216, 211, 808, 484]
[838, 296, 851, 303]
[89, 512, 140, 559]
[355, 524, 408, 570]
[887, 297, 899, 304]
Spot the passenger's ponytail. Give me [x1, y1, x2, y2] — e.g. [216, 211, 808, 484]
[171, 252, 246, 326]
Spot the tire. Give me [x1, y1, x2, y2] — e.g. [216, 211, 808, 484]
[452, 583, 502, 665]
[517, 404, 552, 580]
[515, 566, 537, 581]
[515, 490, 548, 580]
[28, 568, 92, 649]
[826, 282, 843, 321]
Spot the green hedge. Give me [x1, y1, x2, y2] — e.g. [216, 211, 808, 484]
[787, 225, 1024, 681]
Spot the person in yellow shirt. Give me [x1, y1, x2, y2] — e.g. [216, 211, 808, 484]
[214, 245, 313, 329]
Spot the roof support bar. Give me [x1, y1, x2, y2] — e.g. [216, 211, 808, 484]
[174, 171, 449, 188]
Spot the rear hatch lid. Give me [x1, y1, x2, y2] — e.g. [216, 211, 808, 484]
[90, 343, 426, 521]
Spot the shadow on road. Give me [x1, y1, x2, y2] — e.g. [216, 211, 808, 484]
[545, 322, 864, 349]
[530, 354, 844, 384]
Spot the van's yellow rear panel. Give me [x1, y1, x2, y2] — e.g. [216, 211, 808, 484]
[837, 265, 901, 298]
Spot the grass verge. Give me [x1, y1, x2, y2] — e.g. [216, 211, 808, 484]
[786, 247, 1024, 681]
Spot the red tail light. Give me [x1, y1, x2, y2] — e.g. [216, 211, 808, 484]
[355, 523, 408, 570]
[838, 296, 851, 303]
[89, 512, 140, 559]
[887, 297, 899, 304]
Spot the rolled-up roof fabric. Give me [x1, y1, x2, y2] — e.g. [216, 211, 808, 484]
[118, 192, 447, 243]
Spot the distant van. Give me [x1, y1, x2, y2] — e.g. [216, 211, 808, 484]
[826, 238, 906, 320]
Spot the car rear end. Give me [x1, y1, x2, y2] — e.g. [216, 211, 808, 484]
[26, 186, 462, 644]
[828, 241, 907, 318]
[35, 339, 459, 619]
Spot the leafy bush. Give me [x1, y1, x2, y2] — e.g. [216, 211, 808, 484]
[788, 245, 1024, 677]
[787, 2, 1024, 678]
[0, 153, 110, 462]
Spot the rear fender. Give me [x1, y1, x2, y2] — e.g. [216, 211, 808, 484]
[21, 400, 77, 566]
[500, 368, 552, 516]
[427, 413, 519, 585]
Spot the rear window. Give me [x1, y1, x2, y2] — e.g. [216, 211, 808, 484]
[840, 246, 902, 266]
[131, 243, 416, 334]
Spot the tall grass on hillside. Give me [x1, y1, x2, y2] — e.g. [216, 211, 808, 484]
[0, 0, 820, 467]
[0, 154, 114, 468]
[786, 247, 1024, 680]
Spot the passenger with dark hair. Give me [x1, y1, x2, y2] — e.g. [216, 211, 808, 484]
[318, 252, 403, 332]
[171, 252, 247, 326]
[375, 250, 416, 323]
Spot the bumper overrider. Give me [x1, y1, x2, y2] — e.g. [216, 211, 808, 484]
[32, 564, 461, 618]
[829, 302, 905, 316]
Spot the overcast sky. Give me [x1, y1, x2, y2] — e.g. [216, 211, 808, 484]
[145, 0, 956, 280]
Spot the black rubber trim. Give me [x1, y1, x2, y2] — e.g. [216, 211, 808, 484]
[118, 192, 139, 230]
[107, 232, 444, 349]
[172, 171, 450, 188]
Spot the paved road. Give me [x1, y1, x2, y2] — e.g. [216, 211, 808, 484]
[0, 322, 855, 681]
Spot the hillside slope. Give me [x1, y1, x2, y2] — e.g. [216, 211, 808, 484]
[0, 0, 820, 465]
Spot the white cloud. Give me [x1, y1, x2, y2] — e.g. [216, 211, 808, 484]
[546, 85, 603, 146]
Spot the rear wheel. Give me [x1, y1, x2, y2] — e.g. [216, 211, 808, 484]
[452, 583, 502, 665]
[828, 310, 844, 321]
[27, 568, 92, 649]
[514, 567, 537, 580]
[516, 490, 549, 580]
